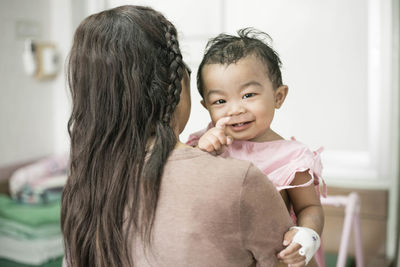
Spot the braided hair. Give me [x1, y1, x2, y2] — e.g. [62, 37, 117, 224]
[61, 5, 186, 267]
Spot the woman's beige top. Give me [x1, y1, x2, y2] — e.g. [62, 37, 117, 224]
[133, 147, 293, 267]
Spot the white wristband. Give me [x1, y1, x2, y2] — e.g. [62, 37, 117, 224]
[290, 226, 321, 264]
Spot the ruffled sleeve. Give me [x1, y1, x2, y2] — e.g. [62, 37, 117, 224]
[266, 142, 326, 197]
[228, 139, 326, 197]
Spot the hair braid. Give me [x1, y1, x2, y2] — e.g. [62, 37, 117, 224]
[162, 23, 184, 123]
[138, 12, 185, 248]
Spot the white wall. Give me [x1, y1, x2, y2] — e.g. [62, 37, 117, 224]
[0, 0, 87, 166]
[50, 0, 74, 155]
[0, 0, 55, 166]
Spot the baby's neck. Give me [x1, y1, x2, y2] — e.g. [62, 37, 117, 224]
[247, 129, 284, 143]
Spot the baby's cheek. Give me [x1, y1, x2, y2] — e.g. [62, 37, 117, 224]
[209, 111, 223, 124]
[210, 117, 219, 126]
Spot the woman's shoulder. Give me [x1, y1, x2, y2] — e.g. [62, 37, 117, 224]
[171, 146, 250, 163]
[168, 147, 258, 184]
[175, 146, 253, 167]
[165, 147, 269, 205]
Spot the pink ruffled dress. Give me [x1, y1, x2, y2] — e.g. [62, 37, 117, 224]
[187, 127, 327, 267]
[187, 127, 326, 196]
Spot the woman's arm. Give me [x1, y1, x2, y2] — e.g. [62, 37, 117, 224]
[240, 164, 294, 267]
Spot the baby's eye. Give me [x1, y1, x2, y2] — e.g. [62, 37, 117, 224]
[243, 93, 255, 99]
[213, 99, 226, 105]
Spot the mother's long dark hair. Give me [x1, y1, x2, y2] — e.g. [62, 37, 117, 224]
[61, 5, 184, 266]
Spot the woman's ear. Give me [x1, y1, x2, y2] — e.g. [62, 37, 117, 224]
[274, 85, 288, 109]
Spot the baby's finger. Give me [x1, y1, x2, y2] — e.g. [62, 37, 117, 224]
[281, 249, 305, 260]
[201, 142, 215, 153]
[287, 261, 306, 267]
[214, 145, 227, 156]
[198, 136, 217, 152]
[278, 252, 306, 266]
[283, 228, 298, 246]
[215, 116, 232, 129]
[208, 135, 223, 151]
[213, 130, 232, 147]
[279, 259, 306, 267]
[278, 243, 302, 258]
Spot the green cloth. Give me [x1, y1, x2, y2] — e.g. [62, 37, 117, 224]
[325, 252, 355, 267]
[0, 217, 61, 239]
[0, 256, 62, 267]
[0, 195, 60, 227]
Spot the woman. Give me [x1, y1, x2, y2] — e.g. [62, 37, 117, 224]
[61, 5, 293, 267]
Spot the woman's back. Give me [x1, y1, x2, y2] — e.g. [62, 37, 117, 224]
[133, 147, 293, 266]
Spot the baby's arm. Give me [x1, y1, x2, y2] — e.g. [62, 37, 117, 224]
[289, 171, 324, 235]
[277, 171, 324, 266]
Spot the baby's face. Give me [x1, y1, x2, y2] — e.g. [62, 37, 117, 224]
[201, 56, 279, 142]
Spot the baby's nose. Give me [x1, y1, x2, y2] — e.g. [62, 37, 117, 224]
[227, 102, 246, 116]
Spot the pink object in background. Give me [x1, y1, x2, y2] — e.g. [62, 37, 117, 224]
[321, 193, 364, 267]
[8, 153, 69, 204]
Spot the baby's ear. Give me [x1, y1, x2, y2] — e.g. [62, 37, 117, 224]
[200, 99, 208, 110]
[274, 85, 288, 109]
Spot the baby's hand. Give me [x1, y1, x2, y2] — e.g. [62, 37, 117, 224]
[198, 117, 233, 154]
[277, 228, 306, 267]
[278, 226, 321, 267]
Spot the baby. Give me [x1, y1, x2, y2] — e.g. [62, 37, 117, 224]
[187, 28, 326, 267]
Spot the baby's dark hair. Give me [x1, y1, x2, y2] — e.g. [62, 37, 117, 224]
[197, 28, 283, 98]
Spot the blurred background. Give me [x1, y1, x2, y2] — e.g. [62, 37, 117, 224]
[0, 0, 399, 266]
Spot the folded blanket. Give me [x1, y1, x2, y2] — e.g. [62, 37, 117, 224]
[0, 195, 60, 227]
[0, 216, 60, 239]
[0, 195, 63, 265]
[0, 256, 63, 267]
[0, 234, 63, 265]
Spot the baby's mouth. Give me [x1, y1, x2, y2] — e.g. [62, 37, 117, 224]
[231, 121, 251, 127]
[215, 114, 254, 129]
